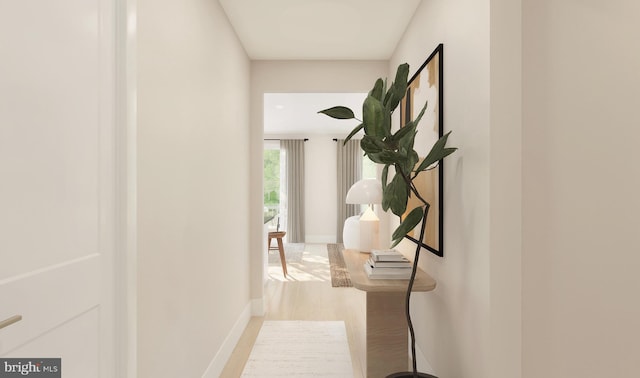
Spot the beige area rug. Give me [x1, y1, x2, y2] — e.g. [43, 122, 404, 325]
[327, 244, 353, 287]
[268, 243, 305, 263]
[241, 321, 353, 377]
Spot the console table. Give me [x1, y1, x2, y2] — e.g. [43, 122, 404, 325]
[342, 248, 436, 377]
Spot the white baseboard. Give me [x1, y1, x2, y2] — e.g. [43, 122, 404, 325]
[415, 343, 435, 375]
[251, 298, 264, 316]
[305, 235, 336, 244]
[201, 302, 251, 378]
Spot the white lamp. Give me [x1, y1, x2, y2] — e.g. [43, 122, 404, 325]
[346, 179, 383, 253]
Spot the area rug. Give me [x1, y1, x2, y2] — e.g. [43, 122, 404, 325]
[241, 321, 353, 377]
[268, 243, 305, 264]
[326, 244, 353, 287]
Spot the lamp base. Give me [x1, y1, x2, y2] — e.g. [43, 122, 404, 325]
[358, 206, 379, 253]
[386, 372, 438, 378]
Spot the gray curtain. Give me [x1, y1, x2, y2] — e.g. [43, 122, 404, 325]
[336, 139, 362, 242]
[280, 140, 305, 243]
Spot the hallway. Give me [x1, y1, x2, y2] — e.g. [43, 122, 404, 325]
[221, 244, 367, 377]
[4, 0, 638, 376]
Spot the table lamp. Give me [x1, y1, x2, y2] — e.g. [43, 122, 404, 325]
[346, 179, 383, 253]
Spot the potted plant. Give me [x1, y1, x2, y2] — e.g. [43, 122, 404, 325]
[319, 63, 456, 378]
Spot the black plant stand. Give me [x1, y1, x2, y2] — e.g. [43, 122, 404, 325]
[387, 373, 437, 378]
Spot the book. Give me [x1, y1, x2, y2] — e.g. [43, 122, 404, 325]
[364, 262, 412, 275]
[364, 262, 412, 280]
[370, 249, 407, 261]
[367, 256, 411, 268]
[371, 249, 399, 255]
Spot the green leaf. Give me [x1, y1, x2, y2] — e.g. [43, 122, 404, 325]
[383, 174, 409, 216]
[389, 237, 403, 249]
[381, 165, 390, 190]
[362, 96, 385, 137]
[383, 108, 392, 137]
[387, 64, 410, 112]
[412, 99, 428, 127]
[394, 63, 410, 94]
[383, 81, 394, 106]
[398, 126, 417, 153]
[415, 131, 456, 172]
[442, 147, 457, 155]
[342, 123, 364, 145]
[410, 150, 419, 165]
[379, 78, 393, 106]
[383, 138, 399, 151]
[376, 150, 407, 165]
[318, 106, 355, 119]
[392, 121, 416, 143]
[385, 91, 399, 113]
[391, 206, 425, 245]
[381, 182, 392, 211]
[360, 135, 384, 154]
[369, 78, 384, 101]
[401, 150, 419, 174]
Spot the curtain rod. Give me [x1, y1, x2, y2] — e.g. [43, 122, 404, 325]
[264, 138, 308, 141]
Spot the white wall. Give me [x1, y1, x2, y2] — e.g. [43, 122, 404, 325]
[522, 1, 640, 377]
[250, 61, 388, 307]
[137, 0, 251, 377]
[391, 1, 640, 378]
[304, 138, 338, 243]
[389, 0, 493, 376]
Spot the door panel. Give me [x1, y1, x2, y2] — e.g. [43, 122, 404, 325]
[3, 307, 100, 378]
[0, 255, 100, 351]
[0, 0, 101, 278]
[0, 0, 117, 376]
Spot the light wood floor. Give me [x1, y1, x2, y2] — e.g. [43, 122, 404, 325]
[220, 243, 367, 377]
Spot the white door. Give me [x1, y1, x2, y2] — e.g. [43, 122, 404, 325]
[0, 1, 118, 377]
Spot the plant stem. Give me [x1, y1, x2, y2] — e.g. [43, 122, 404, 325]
[396, 165, 429, 206]
[396, 163, 432, 377]
[406, 203, 429, 377]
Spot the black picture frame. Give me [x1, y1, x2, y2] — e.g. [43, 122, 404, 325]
[399, 43, 444, 257]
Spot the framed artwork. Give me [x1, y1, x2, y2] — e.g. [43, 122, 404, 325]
[399, 43, 444, 257]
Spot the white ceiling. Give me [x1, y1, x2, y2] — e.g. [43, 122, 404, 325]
[220, 1, 421, 136]
[264, 93, 366, 136]
[218, 0, 421, 60]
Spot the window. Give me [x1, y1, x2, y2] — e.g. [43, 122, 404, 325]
[263, 146, 280, 227]
[362, 155, 377, 180]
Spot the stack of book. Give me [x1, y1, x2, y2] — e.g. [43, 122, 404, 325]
[364, 249, 413, 279]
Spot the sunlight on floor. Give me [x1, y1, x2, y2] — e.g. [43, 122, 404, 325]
[268, 244, 331, 282]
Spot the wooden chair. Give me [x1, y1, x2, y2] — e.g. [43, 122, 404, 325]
[267, 231, 288, 277]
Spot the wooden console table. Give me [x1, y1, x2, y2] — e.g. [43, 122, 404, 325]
[342, 249, 436, 377]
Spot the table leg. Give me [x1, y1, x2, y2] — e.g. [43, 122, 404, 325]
[276, 237, 287, 277]
[366, 291, 408, 377]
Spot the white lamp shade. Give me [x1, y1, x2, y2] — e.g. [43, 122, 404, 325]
[346, 179, 382, 204]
